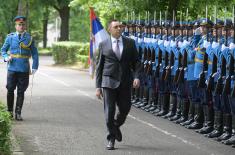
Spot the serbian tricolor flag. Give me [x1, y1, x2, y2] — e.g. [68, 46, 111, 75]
[89, 7, 109, 78]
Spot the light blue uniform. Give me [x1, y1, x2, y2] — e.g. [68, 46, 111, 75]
[1, 32, 39, 73]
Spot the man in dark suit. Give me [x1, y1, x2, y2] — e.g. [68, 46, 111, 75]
[96, 20, 141, 150]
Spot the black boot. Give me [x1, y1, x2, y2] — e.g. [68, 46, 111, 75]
[143, 88, 153, 111]
[133, 87, 143, 107]
[156, 93, 170, 116]
[181, 101, 195, 126]
[15, 95, 24, 121]
[138, 86, 149, 108]
[222, 115, 235, 145]
[196, 105, 214, 134]
[175, 98, 189, 124]
[144, 88, 154, 112]
[168, 96, 181, 121]
[186, 104, 204, 129]
[205, 111, 223, 138]
[149, 95, 158, 112]
[152, 93, 162, 114]
[7, 91, 14, 118]
[162, 94, 177, 119]
[216, 113, 232, 141]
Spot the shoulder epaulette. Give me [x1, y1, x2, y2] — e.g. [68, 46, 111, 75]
[7, 33, 14, 36]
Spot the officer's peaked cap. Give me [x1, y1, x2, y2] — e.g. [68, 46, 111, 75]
[14, 16, 26, 23]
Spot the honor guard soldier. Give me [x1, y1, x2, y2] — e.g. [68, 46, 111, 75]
[187, 18, 213, 129]
[206, 19, 232, 139]
[1, 16, 39, 121]
[224, 25, 235, 146]
[163, 21, 180, 119]
[180, 20, 201, 126]
[196, 19, 224, 134]
[215, 19, 233, 142]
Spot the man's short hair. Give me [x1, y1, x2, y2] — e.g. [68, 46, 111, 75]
[108, 19, 119, 29]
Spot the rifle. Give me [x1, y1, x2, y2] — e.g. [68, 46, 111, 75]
[223, 56, 234, 95]
[215, 56, 226, 94]
[155, 11, 163, 78]
[215, 13, 230, 95]
[143, 46, 148, 74]
[165, 10, 175, 81]
[207, 54, 217, 90]
[146, 23, 152, 75]
[207, 7, 218, 91]
[161, 16, 169, 81]
[176, 10, 186, 84]
[198, 6, 209, 88]
[146, 46, 152, 75]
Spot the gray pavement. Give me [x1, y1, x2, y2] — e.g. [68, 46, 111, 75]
[0, 56, 234, 155]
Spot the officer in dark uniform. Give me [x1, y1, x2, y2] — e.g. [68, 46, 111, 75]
[1, 16, 39, 121]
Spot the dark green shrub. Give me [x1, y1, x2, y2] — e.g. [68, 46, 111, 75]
[0, 102, 12, 155]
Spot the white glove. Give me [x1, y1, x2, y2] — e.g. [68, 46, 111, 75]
[203, 40, 210, 48]
[212, 41, 219, 49]
[229, 43, 235, 50]
[138, 38, 143, 43]
[221, 44, 228, 51]
[195, 27, 201, 35]
[164, 40, 170, 47]
[170, 40, 176, 47]
[182, 40, 190, 47]
[4, 56, 12, 62]
[178, 41, 183, 48]
[158, 40, 164, 45]
[32, 69, 37, 75]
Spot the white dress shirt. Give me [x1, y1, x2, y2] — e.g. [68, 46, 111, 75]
[111, 36, 123, 56]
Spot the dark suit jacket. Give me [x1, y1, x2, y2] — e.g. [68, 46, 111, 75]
[96, 36, 141, 89]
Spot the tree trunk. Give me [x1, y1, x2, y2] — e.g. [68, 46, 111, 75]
[17, 0, 24, 15]
[58, 6, 70, 41]
[43, 19, 48, 48]
[42, 7, 49, 48]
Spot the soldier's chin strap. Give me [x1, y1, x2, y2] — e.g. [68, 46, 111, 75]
[29, 74, 35, 104]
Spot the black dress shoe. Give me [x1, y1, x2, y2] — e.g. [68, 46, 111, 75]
[222, 135, 235, 145]
[205, 130, 223, 138]
[115, 126, 122, 142]
[15, 113, 23, 121]
[106, 139, 115, 150]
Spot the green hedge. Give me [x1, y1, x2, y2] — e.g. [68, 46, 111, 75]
[38, 47, 52, 56]
[0, 102, 12, 155]
[52, 42, 89, 65]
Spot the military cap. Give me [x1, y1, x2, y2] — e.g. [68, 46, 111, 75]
[144, 21, 151, 28]
[163, 20, 171, 27]
[136, 20, 145, 27]
[14, 15, 26, 23]
[153, 20, 160, 27]
[187, 21, 194, 27]
[171, 21, 180, 28]
[193, 20, 201, 27]
[214, 19, 224, 27]
[200, 18, 213, 27]
[224, 19, 233, 28]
